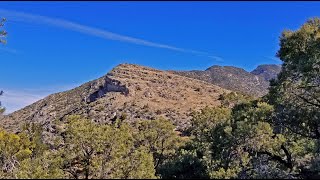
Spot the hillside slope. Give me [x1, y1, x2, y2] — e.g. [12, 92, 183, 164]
[0, 64, 229, 133]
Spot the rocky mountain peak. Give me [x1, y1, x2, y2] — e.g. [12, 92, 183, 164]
[251, 64, 282, 81]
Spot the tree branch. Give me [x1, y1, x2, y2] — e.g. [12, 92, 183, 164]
[294, 92, 320, 108]
[257, 146, 293, 171]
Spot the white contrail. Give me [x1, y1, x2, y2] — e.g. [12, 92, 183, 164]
[208, 55, 224, 62]
[0, 8, 221, 60]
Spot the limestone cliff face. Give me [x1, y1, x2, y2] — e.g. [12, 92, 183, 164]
[0, 63, 229, 133]
[86, 77, 129, 103]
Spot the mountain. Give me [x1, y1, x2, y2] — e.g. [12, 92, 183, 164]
[0, 64, 230, 135]
[171, 64, 281, 97]
[250, 64, 282, 81]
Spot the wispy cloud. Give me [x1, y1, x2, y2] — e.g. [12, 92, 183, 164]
[0, 8, 219, 58]
[0, 84, 78, 114]
[0, 89, 46, 114]
[0, 47, 18, 54]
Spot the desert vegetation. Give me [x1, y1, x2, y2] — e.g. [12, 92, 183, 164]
[0, 18, 319, 179]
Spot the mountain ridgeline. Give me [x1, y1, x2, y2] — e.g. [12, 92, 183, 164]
[0, 63, 231, 135]
[0, 63, 280, 136]
[171, 64, 281, 97]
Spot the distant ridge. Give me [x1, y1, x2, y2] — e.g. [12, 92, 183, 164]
[171, 64, 281, 97]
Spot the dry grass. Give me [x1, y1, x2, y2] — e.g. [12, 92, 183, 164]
[1, 63, 230, 132]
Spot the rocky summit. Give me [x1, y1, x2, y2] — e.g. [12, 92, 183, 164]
[0, 63, 230, 134]
[171, 64, 281, 97]
[250, 64, 282, 81]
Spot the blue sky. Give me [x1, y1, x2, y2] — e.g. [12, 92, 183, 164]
[0, 1, 319, 113]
